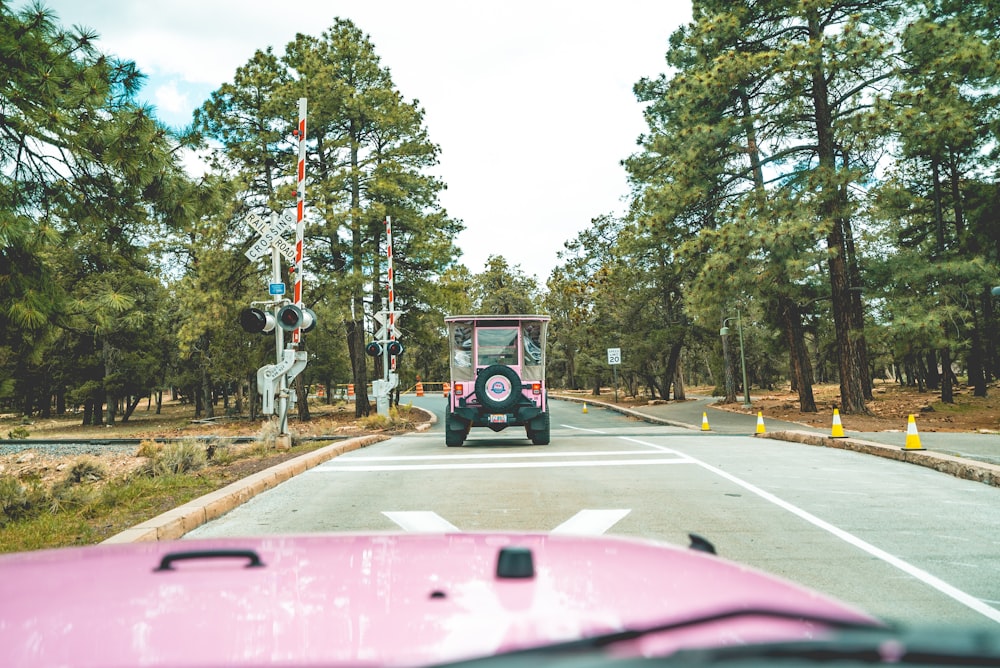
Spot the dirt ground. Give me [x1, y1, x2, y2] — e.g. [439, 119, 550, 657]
[609, 380, 1000, 434]
[0, 400, 416, 487]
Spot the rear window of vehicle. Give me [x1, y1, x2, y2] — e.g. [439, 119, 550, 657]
[477, 328, 518, 366]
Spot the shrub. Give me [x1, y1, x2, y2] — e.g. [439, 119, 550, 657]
[0, 474, 46, 526]
[65, 457, 106, 484]
[359, 405, 414, 431]
[135, 439, 162, 459]
[358, 413, 391, 430]
[148, 440, 207, 476]
[255, 419, 280, 449]
[206, 440, 237, 464]
[7, 426, 29, 439]
[49, 482, 97, 514]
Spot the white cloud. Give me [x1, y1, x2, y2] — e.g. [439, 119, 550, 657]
[152, 81, 188, 115]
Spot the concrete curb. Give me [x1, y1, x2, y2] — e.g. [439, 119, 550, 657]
[101, 434, 388, 544]
[554, 394, 701, 430]
[411, 405, 437, 429]
[552, 394, 1000, 489]
[762, 430, 1000, 488]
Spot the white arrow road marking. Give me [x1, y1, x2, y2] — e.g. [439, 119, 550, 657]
[551, 509, 631, 536]
[382, 511, 460, 533]
[383, 510, 630, 536]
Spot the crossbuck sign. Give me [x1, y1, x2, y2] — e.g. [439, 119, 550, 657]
[244, 211, 296, 264]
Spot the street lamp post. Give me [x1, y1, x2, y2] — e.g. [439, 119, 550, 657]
[720, 310, 751, 408]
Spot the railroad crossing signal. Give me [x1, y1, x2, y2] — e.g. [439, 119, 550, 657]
[276, 304, 316, 333]
[374, 310, 401, 341]
[244, 211, 296, 264]
[239, 307, 276, 334]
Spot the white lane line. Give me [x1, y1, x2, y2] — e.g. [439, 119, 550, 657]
[552, 509, 631, 536]
[623, 436, 1000, 625]
[318, 458, 693, 472]
[343, 450, 663, 462]
[563, 425, 608, 434]
[383, 511, 460, 532]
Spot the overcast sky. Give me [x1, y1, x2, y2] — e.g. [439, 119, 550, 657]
[33, 1, 690, 283]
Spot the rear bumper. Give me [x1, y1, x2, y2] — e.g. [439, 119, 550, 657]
[449, 403, 544, 430]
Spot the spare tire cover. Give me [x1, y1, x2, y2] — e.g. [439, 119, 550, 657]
[475, 364, 522, 411]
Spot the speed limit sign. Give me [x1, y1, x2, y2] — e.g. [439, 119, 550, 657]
[607, 347, 621, 365]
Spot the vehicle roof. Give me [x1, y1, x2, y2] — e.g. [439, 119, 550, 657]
[445, 314, 550, 323]
[0, 532, 873, 668]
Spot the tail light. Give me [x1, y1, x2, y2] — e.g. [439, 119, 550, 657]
[454, 383, 464, 396]
[532, 383, 541, 395]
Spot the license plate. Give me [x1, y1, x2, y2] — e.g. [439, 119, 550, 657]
[489, 414, 507, 424]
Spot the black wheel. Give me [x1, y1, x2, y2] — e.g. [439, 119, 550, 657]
[445, 412, 465, 447]
[530, 412, 550, 445]
[474, 364, 522, 412]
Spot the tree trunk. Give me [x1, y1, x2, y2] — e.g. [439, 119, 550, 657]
[201, 361, 214, 419]
[841, 173, 871, 401]
[249, 374, 258, 421]
[672, 357, 686, 401]
[984, 291, 998, 383]
[121, 396, 142, 422]
[924, 351, 940, 390]
[295, 374, 310, 420]
[346, 318, 372, 417]
[779, 295, 817, 412]
[807, 9, 868, 414]
[721, 325, 737, 404]
[940, 347, 954, 404]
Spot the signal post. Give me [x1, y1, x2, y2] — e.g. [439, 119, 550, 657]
[238, 99, 312, 446]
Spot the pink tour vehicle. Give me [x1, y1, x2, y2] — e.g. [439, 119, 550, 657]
[445, 314, 550, 446]
[0, 531, 882, 668]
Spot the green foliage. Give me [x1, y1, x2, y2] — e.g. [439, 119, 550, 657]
[470, 256, 542, 315]
[194, 18, 463, 418]
[606, 0, 1000, 409]
[0, 2, 198, 419]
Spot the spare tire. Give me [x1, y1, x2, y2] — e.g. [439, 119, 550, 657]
[475, 364, 522, 412]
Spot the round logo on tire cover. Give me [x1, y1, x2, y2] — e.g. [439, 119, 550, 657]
[485, 374, 513, 403]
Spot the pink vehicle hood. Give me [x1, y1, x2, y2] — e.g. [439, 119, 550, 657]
[0, 532, 876, 667]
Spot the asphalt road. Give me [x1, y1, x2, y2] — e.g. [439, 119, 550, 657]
[187, 395, 1000, 632]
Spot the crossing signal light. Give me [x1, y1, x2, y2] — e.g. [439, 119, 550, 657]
[365, 341, 382, 357]
[276, 304, 316, 332]
[239, 308, 275, 334]
[386, 340, 404, 356]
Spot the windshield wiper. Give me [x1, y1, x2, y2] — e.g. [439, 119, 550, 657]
[437, 608, 886, 666]
[665, 627, 1000, 666]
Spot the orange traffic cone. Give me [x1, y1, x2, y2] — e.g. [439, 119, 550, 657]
[443, 381, 450, 397]
[701, 412, 711, 431]
[755, 411, 766, 434]
[830, 408, 846, 438]
[415, 380, 424, 397]
[347, 383, 354, 398]
[903, 414, 924, 450]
